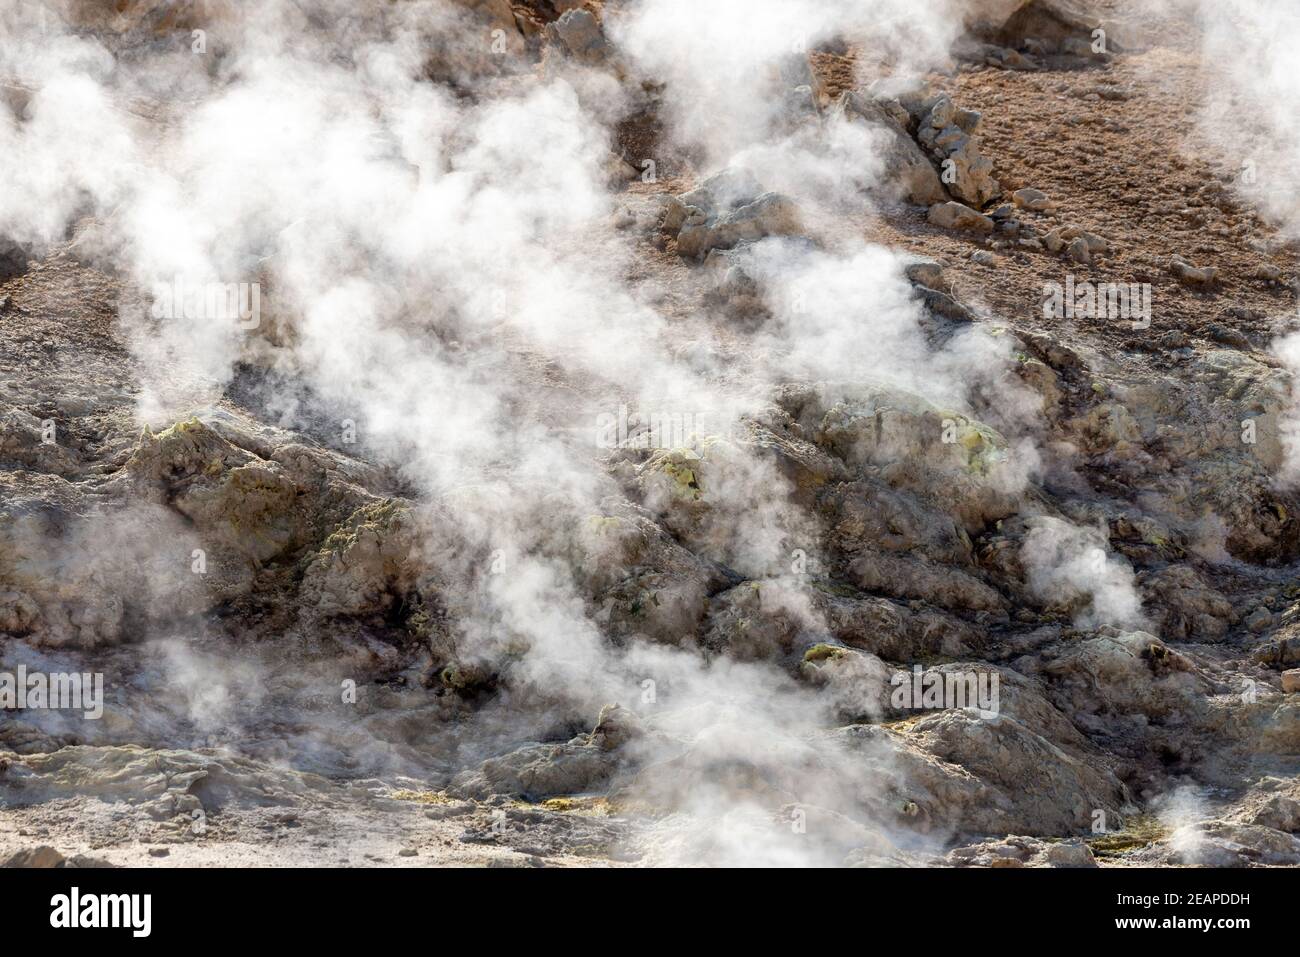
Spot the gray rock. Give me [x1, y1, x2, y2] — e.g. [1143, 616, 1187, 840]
[829, 92, 948, 206]
[673, 189, 802, 259]
[1170, 257, 1218, 286]
[447, 740, 621, 801]
[928, 201, 994, 233]
[1012, 187, 1054, 212]
[545, 9, 607, 63]
[1245, 607, 1274, 634]
[904, 258, 947, 289]
[915, 95, 999, 207]
[0, 236, 30, 281]
[1046, 840, 1097, 867]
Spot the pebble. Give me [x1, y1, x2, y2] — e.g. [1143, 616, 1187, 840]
[1170, 258, 1218, 286]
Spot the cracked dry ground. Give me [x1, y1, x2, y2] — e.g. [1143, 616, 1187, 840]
[3, 0, 1300, 868]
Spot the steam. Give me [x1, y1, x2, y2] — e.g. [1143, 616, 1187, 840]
[1020, 517, 1146, 629]
[1188, 0, 1300, 241]
[1167, 0, 1300, 481]
[0, 0, 1150, 865]
[609, 0, 964, 167]
[1152, 784, 1212, 865]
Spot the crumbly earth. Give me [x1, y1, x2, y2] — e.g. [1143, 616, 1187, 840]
[3, 0, 1300, 868]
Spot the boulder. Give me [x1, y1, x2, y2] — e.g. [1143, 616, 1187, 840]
[1032, 631, 1212, 726]
[448, 742, 615, 801]
[0, 236, 31, 281]
[676, 193, 803, 260]
[299, 500, 425, 619]
[1140, 565, 1236, 643]
[546, 9, 608, 63]
[928, 201, 994, 233]
[914, 96, 999, 207]
[829, 92, 948, 206]
[1008, 185, 1050, 210]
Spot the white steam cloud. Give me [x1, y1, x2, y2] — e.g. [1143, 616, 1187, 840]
[0, 0, 1153, 864]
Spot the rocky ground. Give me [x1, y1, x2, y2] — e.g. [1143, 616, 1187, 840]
[2, 0, 1300, 867]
